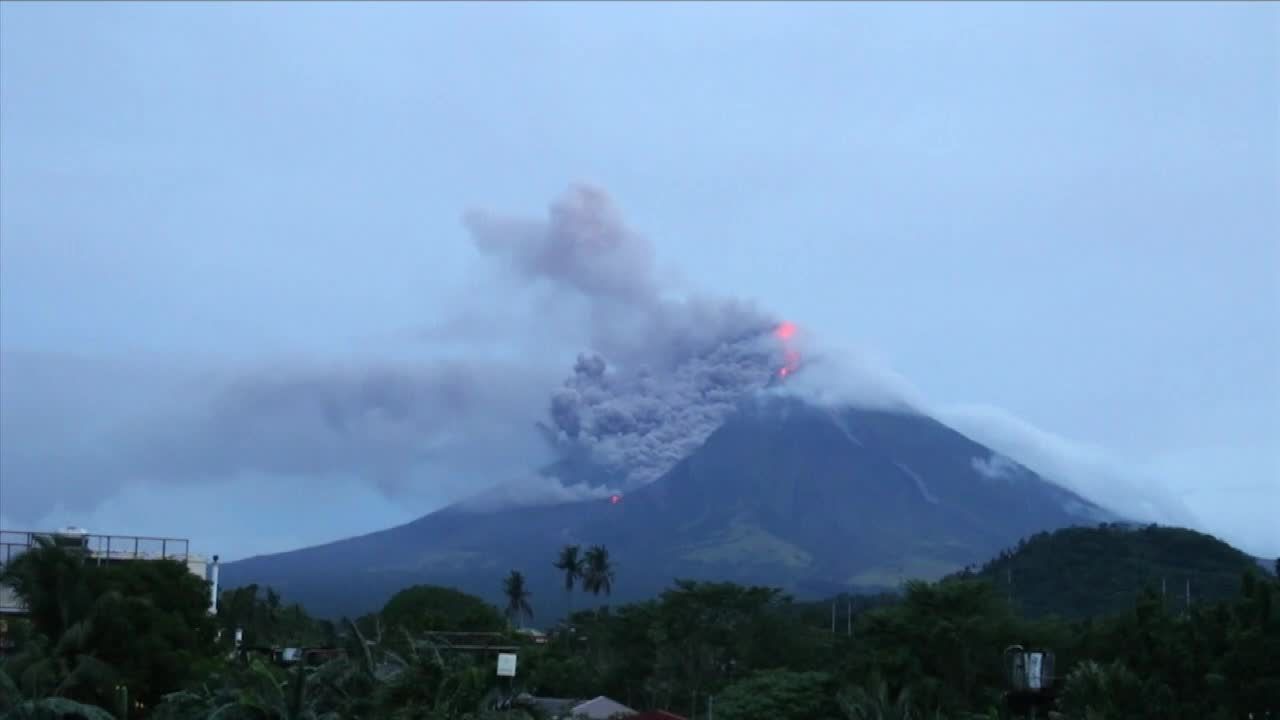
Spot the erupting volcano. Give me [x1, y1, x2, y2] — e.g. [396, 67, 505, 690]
[217, 186, 1117, 618]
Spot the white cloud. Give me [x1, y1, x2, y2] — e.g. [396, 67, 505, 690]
[971, 453, 1022, 482]
[935, 403, 1202, 528]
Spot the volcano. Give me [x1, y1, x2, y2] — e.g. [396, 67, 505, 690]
[221, 396, 1111, 618]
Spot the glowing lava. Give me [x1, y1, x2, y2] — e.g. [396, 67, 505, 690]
[774, 321, 802, 379]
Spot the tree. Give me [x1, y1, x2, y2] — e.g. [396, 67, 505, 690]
[1056, 660, 1146, 720]
[0, 539, 216, 712]
[838, 677, 920, 720]
[502, 571, 533, 629]
[0, 667, 116, 720]
[0, 538, 94, 643]
[381, 585, 505, 638]
[582, 546, 615, 599]
[648, 581, 793, 712]
[553, 545, 584, 620]
[714, 670, 837, 720]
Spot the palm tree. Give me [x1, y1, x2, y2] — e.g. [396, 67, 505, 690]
[0, 668, 116, 720]
[838, 678, 919, 720]
[502, 571, 533, 629]
[552, 545, 583, 621]
[0, 535, 94, 642]
[581, 545, 615, 599]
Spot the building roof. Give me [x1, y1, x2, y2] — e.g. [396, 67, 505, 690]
[570, 695, 637, 719]
[631, 712, 687, 720]
[513, 694, 576, 716]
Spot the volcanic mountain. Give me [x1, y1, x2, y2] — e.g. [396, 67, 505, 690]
[221, 395, 1111, 618]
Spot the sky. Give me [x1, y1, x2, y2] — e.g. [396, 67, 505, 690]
[1, 2, 1277, 561]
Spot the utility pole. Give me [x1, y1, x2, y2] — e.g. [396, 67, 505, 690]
[830, 601, 835, 634]
[846, 598, 852, 637]
[707, 694, 714, 720]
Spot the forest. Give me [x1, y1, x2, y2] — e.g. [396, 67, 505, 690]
[1, 526, 1277, 720]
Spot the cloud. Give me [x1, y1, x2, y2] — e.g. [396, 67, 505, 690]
[132, 357, 555, 494]
[970, 453, 1023, 482]
[0, 349, 558, 521]
[935, 403, 1199, 528]
[4, 185, 1266, 562]
[460, 185, 793, 491]
[0, 185, 794, 524]
[769, 336, 926, 413]
[454, 474, 623, 513]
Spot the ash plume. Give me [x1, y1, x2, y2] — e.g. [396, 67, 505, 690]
[464, 185, 791, 490]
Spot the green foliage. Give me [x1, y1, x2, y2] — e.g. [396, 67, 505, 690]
[1055, 660, 1146, 720]
[501, 572, 533, 628]
[843, 579, 1028, 713]
[581, 546, 614, 598]
[837, 678, 923, 720]
[969, 524, 1264, 619]
[647, 581, 804, 702]
[552, 546, 584, 620]
[713, 670, 837, 720]
[380, 586, 505, 638]
[217, 585, 335, 651]
[1, 540, 216, 713]
[4, 528, 1278, 719]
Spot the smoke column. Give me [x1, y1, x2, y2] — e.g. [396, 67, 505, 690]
[465, 185, 795, 491]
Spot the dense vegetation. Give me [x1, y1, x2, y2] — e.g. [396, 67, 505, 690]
[1, 528, 1277, 719]
[966, 524, 1269, 619]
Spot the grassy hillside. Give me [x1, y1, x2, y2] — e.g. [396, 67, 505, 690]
[964, 523, 1269, 618]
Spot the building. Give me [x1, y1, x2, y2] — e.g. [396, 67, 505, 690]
[0, 527, 219, 616]
[511, 694, 641, 720]
[568, 696, 638, 719]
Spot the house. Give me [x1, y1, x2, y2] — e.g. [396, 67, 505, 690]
[512, 694, 639, 719]
[511, 694, 575, 718]
[569, 696, 637, 719]
[630, 713, 687, 720]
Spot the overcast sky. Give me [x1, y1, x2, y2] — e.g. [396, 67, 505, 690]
[1, 2, 1277, 560]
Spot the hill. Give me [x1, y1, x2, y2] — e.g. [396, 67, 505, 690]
[966, 523, 1269, 618]
[222, 396, 1112, 618]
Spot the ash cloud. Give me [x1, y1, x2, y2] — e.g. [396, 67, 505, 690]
[463, 185, 789, 491]
[133, 358, 554, 495]
[0, 185, 794, 525]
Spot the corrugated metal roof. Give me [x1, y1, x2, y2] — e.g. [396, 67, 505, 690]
[571, 695, 636, 719]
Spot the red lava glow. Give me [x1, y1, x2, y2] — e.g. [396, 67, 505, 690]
[775, 322, 802, 378]
[777, 350, 801, 378]
[609, 494, 622, 505]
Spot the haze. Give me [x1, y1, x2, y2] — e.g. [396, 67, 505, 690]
[1, 2, 1276, 559]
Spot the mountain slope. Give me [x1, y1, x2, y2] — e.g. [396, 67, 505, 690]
[222, 396, 1111, 618]
[966, 524, 1268, 619]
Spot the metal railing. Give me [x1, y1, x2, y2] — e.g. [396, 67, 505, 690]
[0, 529, 200, 617]
[0, 530, 193, 569]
